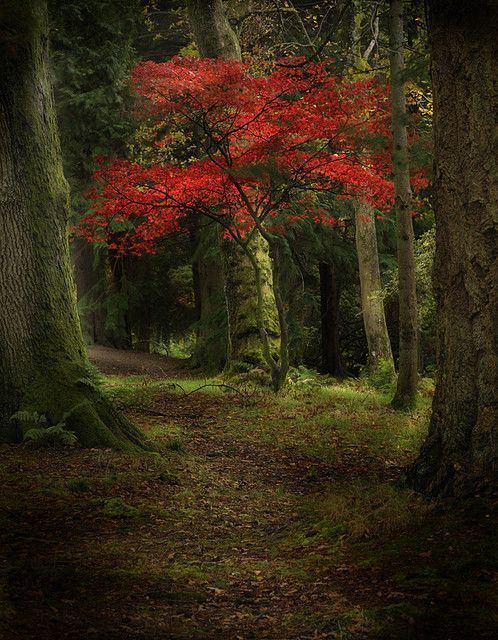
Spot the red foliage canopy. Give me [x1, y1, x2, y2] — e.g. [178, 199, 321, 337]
[80, 56, 421, 254]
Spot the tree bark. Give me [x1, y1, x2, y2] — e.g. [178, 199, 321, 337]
[408, 0, 498, 496]
[107, 255, 133, 350]
[354, 201, 394, 375]
[186, 0, 241, 60]
[389, 0, 419, 409]
[224, 233, 280, 371]
[187, 0, 281, 373]
[72, 237, 107, 344]
[0, 0, 147, 450]
[190, 223, 228, 372]
[319, 262, 345, 377]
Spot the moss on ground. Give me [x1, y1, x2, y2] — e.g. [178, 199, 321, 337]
[0, 372, 496, 639]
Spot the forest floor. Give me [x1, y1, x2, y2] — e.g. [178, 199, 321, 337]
[88, 345, 191, 378]
[1, 349, 498, 640]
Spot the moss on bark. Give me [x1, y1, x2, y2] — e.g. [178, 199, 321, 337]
[389, 0, 418, 410]
[186, 0, 281, 374]
[354, 201, 394, 378]
[223, 233, 280, 373]
[0, 0, 148, 451]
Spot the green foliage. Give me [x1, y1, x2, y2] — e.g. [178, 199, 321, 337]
[364, 358, 397, 392]
[307, 482, 431, 542]
[66, 477, 91, 492]
[49, 0, 141, 185]
[11, 410, 78, 449]
[23, 425, 78, 449]
[103, 497, 140, 518]
[11, 410, 46, 430]
[104, 375, 160, 411]
[282, 215, 365, 371]
[161, 333, 196, 359]
[287, 365, 324, 387]
[77, 361, 104, 390]
[414, 227, 436, 328]
[166, 436, 184, 452]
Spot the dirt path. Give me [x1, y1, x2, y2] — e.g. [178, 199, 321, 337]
[1, 370, 497, 639]
[0, 415, 347, 637]
[0, 392, 384, 639]
[88, 345, 191, 378]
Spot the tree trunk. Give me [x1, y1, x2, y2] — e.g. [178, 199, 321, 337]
[408, 0, 498, 496]
[107, 255, 133, 349]
[190, 223, 228, 372]
[319, 262, 345, 377]
[187, 0, 281, 373]
[224, 234, 280, 372]
[72, 237, 107, 344]
[186, 0, 241, 60]
[0, 0, 147, 450]
[355, 201, 394, 375]
[129, 256, 152, 353]
[389, 0, 418, 409]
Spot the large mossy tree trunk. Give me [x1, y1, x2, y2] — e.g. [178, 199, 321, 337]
[187, 0, 281, 373]
[0, 0, 147, 450]
[389, 0, 419, 410]
[408, 0, 498, 496]
[354, 201, 394, 376]
[223, 234, 280, 372]
[319, 262, 345, 377]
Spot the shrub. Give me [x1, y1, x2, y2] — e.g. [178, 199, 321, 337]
[166, 436, 184, 452]
[364, 358, 397, 392]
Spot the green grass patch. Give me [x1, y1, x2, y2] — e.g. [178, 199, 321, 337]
[102, 497, 141, 518]
[66, 477, 91, 492]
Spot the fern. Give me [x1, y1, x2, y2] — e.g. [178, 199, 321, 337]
[23, 425, 78, 448]
[11, 410, 47, 429]
[77, 361, 103, 390]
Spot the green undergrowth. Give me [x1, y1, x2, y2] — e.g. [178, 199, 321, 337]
[2, 371, 496, 639]
[221, 380, 431, 463]
[103, 374, 228, 410]
[279, 481, 433, 548]
[102, 373, 431, 464]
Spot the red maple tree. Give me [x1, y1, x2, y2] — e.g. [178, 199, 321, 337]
[80, 56, 423, 388]
[81, 57, 398, 251]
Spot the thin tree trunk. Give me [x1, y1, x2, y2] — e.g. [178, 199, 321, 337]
[319, 262, 345, 377]
[389, 0, 418, 409]
[107, 255, 133, 349]
[354, 201, 394, 375]
[187, 0, 281, 373]
[191, 223, 228, 372]
[0, 0, 146, 449]
[408, 0, 498, 496]
[129, 256, 152, 353]
[73, 237, 107, 344]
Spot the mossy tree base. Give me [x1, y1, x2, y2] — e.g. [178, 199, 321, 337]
[1, 361, 150, 452]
